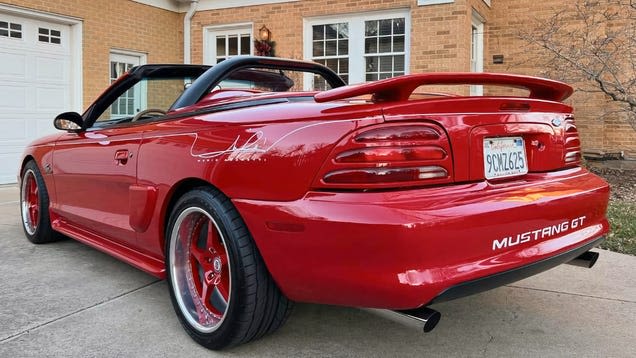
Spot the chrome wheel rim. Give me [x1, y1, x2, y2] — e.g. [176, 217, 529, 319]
[169, 207, 232, 333]
[20, 169, 39, 235]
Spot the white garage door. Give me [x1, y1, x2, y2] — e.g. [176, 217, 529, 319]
[0, 11, 73, 184]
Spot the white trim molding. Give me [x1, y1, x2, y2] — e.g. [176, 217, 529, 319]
[110, 48, 148, 64]
[417, 0, 454, 6]
[470, 10, 485, 96]
[133, 0, 181, 12]
[132, 0, 299, 12]
[0, 3, 83, 112]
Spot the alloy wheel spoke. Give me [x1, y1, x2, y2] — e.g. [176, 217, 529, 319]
[206, 220, 225, 255]
[30, 204, 38, 224]
[201, 276, 213, 306]
[215, 275, 230, 302]
[210, 285, 228, 314]
[190, 245, 207, 266]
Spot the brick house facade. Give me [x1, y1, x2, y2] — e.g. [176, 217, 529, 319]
[0, 0, 632, 182]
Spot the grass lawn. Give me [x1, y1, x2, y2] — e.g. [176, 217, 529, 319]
[601, 200, 636, 255]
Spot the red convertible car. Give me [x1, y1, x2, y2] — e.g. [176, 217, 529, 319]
[19, 56, 609, 349]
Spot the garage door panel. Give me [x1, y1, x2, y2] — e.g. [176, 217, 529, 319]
[0, 85, 27, 110]
[0, 51, 27, 79]
[36, 87, 67, 111]
[35, 56, 68, 82]
[0, 118, 28, 140]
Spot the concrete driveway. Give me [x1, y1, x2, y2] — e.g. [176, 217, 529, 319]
[1, 185, 634, 357]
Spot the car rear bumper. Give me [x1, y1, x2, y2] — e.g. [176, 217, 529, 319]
[430, 235, 604, 304]
[233, 167, 610, 309]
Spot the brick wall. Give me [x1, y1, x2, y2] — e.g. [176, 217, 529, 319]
[2, 0, 183, 108]
[190, 0, 477, 74]
[485, 0, 636, 158]
[4, 0, 633, 158]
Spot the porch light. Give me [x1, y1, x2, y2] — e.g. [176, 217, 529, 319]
[255, 25, 274, 56]
[259, 25, 271, 41]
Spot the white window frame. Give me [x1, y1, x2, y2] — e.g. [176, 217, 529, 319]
[109, 49, 147, 117]
[470, 12, 485, 96]
[303, 9, 411, 89]
[203, 23, 253, 65]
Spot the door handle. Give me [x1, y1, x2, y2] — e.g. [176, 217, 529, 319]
[115, 149, 130, 164]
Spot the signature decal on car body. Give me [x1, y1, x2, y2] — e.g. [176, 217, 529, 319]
[193, 131, 268, 161]
[192, 119, 368, 162]
[492, 216, 587, 251]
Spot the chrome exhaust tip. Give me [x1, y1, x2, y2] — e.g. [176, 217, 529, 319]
[364, 306, 441, 333]
[566, 250, 599, 268]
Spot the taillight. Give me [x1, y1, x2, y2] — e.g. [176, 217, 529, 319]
[563, 116, 581, 167]
[313, 123, 453, 190]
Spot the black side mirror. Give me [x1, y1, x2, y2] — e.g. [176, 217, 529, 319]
[54, 112, 84, 132]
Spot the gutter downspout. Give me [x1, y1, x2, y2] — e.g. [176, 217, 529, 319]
[183, 0, 199, 64]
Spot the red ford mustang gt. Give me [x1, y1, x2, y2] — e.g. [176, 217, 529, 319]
[18, 56, 609, 349]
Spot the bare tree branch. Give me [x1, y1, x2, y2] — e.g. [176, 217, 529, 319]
[519, 0, 636, 130]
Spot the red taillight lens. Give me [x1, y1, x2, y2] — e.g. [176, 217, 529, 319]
[335, 146, 447, 163]
[314, 123, 453, 190]
[355, 125, 440, 142]
[563, 117, 581, 167]
[324, 166, 448, 184]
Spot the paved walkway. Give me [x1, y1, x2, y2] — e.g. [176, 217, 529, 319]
[1, 185, 634, 357]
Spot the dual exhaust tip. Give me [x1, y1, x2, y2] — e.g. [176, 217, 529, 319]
[365, 307, 441, 333]
[368, 250, 599, 333]
[565, 250, 599, 268]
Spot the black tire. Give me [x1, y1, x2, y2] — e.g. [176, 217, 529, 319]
[20, 160, 60, 244]
[165, 186, 292, 350]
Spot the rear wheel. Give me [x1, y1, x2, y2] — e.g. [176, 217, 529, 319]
[20, 160, 59, 244]
[165, 187, 292, 350]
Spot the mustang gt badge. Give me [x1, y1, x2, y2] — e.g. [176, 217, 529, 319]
[492, 216, 586, 251]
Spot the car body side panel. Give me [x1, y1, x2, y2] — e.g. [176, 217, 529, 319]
[234, 168, 609, 309]
[133, 101, 383, 261]
[50, 127, 143, 246]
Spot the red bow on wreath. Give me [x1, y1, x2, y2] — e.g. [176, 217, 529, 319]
[255, 40, 274, 57]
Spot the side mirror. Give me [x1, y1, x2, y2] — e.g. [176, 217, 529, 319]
[54, 112, 84, 132]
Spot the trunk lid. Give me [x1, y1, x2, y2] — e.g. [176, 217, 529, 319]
[382, 97, 580, 182]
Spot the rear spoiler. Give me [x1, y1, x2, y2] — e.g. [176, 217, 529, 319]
[314, 72, 573, 103]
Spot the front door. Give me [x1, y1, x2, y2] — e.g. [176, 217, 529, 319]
[51, 126, 143, 245]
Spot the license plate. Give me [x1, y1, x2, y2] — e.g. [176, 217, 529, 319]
[483, 137, 528, 179]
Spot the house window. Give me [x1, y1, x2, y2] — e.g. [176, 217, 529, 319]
[204, 24, 252, 64]
[107, 52, 145, 119]
[305, 10, 410, 90]
[311, 23, 349, 90]
[38, 28, 61, 44]
[364, 18, 405, 81]
[0, 21, 22, 39]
